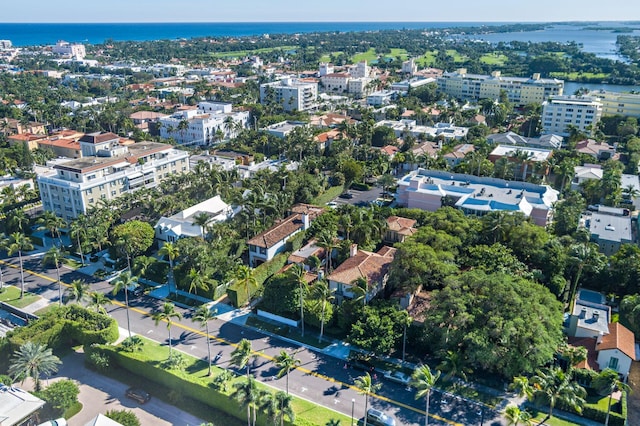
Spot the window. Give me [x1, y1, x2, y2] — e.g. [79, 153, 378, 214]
[608, 357, 619, 370]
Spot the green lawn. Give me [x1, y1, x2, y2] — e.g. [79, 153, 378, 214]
[531, 412, 583, 426]
[385, 48, 408, 61]
[549, 71, 609, 80]
[210, 45, 297, 59]
[352, 48, 378, 63]
[480, 52, 509, 65]
[110, 337, 351, 426]
[312, 184, 344, 205]
[446, 49, 468, 63]
[0, 285, 41, 308]
[416, 50, 438, 66]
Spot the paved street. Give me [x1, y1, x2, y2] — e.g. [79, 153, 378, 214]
[0, 255, 504, 426]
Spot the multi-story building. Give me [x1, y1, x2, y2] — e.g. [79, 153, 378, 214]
[0, 40, 12, 49]
[401, 59, 417, 75]
[260, 78, 318, 112]
[321, 73, 351, 93]
[158, 102, 249, 145]
[437, 69, 564, 106]
[37, 133, 190, 220]
[588, 90, 640, 118]
[349, 61, 370, 79]
[52, 40, 86, 59]
[319, 63, 334, 77]
[397, 169, 558, 226]
[541, 96, 603, 136]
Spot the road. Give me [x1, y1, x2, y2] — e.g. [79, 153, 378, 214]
[0, 255, 503, 426]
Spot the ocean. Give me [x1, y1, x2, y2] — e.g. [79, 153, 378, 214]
[0, 22, 497, 46]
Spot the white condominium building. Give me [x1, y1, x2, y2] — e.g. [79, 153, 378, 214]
[588, 90, 640, 118]
[37, 133, 190, 220]
[159, 102, 249, 145]
[437, 69, 564, 106]
[542, 96, 603, 136]
[260, 78, 318, 112]
[52, 40, 86, 59]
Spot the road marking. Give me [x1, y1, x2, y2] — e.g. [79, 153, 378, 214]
[301, 387, 307, 392]
[9, 261, 463, 426]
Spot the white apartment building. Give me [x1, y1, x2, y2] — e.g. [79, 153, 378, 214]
[319, 62, 334, 76]
[321, 73, 351, 92]
[0, 40, 12, 49]
[437, 69, 564, 106]
[588, 90, 640, 118]
[260, 78, 318, 112]
[37, 133, 190, 220]
[542, 96, 603, 136]
[349, 61, 370, 79]
[159, 102, 249, 145]
[401, 58, 417, 75]
[52, 41, 86, 59]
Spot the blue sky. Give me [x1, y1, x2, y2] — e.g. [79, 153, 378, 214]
[2, 0, 637, 22]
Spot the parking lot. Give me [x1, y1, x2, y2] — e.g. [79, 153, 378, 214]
[330, 186, 385, 207]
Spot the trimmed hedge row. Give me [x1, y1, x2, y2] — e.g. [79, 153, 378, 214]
[97, 344, 348, 426]
[227, 254, 288, 307]
[556, 392, 627, 426]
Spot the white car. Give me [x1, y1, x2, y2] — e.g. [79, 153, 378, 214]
[326, 201, 339, 209]
[383, 370, 412, 386]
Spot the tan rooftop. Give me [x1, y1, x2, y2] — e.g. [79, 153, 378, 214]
[598, 322, 636, 359]
[386, 216, 417, 236]
[328, 246, 396, 287]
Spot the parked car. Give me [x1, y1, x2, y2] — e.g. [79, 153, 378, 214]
[37, 419, 67, 426]
[357, 408, 396, 426]
[125, 387, 151, 403]
[339, 192, 354, 199]
[383, 370, 412, 386]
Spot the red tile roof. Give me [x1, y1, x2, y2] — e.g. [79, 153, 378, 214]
[598, 322, 636, 360]
[247, 214, 305, 249]
[327, 247, 396, 287]
[386, 216, 417, 236]
[567, 337, 599, 370]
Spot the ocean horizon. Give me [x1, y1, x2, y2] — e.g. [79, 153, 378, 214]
[1, 21, 521, 46]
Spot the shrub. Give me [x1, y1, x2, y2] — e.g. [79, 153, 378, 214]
[106, 409, 141, 426]
[38, 379, 80, 412]
[227, 254, 288, 307]
[86, 351, 110, 372]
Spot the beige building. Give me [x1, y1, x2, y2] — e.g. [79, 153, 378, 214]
[588, 90, 640, 118]
[437, 69, 564, 106]
[37, 133, 189, 220]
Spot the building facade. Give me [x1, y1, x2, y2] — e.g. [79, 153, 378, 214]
[37, 136, 189, 220]
[541, 96, 603, 136]
[260, 78, 318, 112]
[589, 90, 640, 118]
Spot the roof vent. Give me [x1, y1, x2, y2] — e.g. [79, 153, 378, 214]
[605, 224, 615, 231]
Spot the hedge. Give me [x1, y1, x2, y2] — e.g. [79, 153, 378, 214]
[555, 391, 627, 426]
[227, 254, 288, 308]
[97, 342, 350, 426]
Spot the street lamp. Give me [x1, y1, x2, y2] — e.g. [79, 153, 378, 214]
[351, 398, 355, 426]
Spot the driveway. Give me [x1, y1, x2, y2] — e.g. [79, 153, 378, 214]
[33, 351, 205, 426]
[333, 186, 384, 207]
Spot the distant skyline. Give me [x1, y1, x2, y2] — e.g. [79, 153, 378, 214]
[1, 0, 638, 23]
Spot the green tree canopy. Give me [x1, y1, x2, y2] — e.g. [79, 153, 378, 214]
[112, 220, 154, 259]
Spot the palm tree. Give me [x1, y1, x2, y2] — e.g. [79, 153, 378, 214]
[42, 246, 65, 306]
[622, 184, 640, 201]
[232, 376, 261, 426]
[274, 350, 301, 395]
[37, 211, 66, 245]
[6, 209, 30, 234]
[354, 372, 381, 426]
[288, 264, 307, 337]
[8, 341, 62, 391]
[69, 217, 88, 266]
[187, 268, 209, 296]
[233, 265, 257, 308]
[311, 280, 335, 343]
[316, 231, 338, 274]
[158, 242, 179, 294]
[192, 212, 211, 239]
[436, 350, 472, 382]
[192, 305, 217, 376]
[112, 271, 139, 338]
[504, 405, 532, 426]
[231, 338, 254, 379]
[411, 364, 441, 426]
[592, 369, 632, 426]
[511, 367, 586, 425]
[66, 279, 89, 304]
[377, 173, 396, 198]
[152, 302, 183, 357]
[89, 291, 112, 314]
[133, 255, 154, 280]
[271, 391, 295, 426]
[7, 232, 33, 299]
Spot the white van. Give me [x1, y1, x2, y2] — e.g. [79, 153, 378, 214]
[37, 419, 67, 426]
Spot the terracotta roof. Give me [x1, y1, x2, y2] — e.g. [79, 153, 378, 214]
[38, 138, 80, 150]
[598, 322, 636, 359]
[78, 132, 120, 144]
[386, 216, 417, 236]
[380, 145, 399, 156]
[129, 111, 167, 120]
[575, 139, 615, 155]
[316, 130, 342, 143]
[411, 141, 440, 157]
[247, 213, 305, 249]
[327, 246, 396, 287]
[279, 263, 318, 284]
[400, 110, 415, 118]
[289, 204, 324, 220]
[444, 144, 475, 159]
[567, 337, 599, 370]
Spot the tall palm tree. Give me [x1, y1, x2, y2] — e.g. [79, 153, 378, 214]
[511, 367, 586, 425]
[316, 231, 338, 274]
[274, 350, 301, 395]
[192, 212, 211, 239]
[7, 232, 33, 299]
[42, 246, 65, 306]
[234, 265, 257, 308]
[288, 264, 307, 337]
[231, 338, 254, 379]
[187, 268, 209, 296]
[411, 364, 441, 426]
[37, 211, 66, 245]
[354, 372, 381, 426]
[152, 302, 183, 357]
[6, 209, 30, 234]
[504, 405, 532, 426]
[311, 280, 335, 343]
[69, 215, 89, 265]
[158, 242, 179, 294]
[8, 341, 62, 391]
[66, 279, 89, 304]
[89, 291, 112, 314]
[192, 305, 217, 376]
[436, 350, 472, 382]
[112, 271, 139, 338]
[268, 391, 295, 426]
[232, 376, 261, 426]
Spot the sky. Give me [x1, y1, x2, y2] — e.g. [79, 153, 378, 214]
[2, 0, 638, 23]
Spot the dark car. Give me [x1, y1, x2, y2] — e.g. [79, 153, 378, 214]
[339, 192, 354, 199]
[125, 387, 151, 403]
[348, 353, 375, 372]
